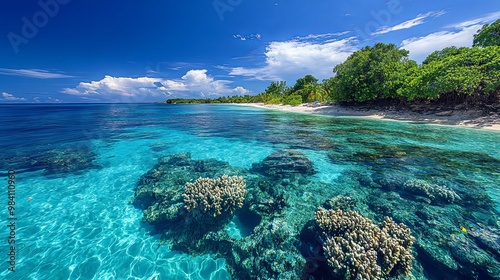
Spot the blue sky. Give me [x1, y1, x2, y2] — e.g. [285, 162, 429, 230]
[1, 0, 500, 103]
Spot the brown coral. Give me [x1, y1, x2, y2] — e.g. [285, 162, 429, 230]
[183, 175, 246, 217]
[403, 179, 460, 204]
[315, 207, 415, 279]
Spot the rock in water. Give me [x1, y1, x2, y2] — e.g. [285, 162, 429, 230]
[251, 149, 315, 177]
[469, 225, 500, 257]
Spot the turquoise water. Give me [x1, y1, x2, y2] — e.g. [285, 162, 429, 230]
[0, 104, 499, 279]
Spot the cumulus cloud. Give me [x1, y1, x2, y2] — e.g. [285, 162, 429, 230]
[0, 68, 73, 79]
[62, 76, 164, 97]
[229, 34, 358, 81]
[401, 25, 480, 63]
[233, 86, 249, 94]
[1, 92, 27, 101]
[400, 12, 500, 63]
[373, 10, 446, 35]
[62, 70, 249, 101]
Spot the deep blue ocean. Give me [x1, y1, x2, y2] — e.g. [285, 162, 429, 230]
[0, 104, 499, 279]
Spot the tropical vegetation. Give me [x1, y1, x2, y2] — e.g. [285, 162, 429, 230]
[165, 20, 500, 107]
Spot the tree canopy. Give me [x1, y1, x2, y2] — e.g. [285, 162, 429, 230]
[331, 43, 417, 102]
[399, 46, 500, 103]
[473, 19, 500, 47]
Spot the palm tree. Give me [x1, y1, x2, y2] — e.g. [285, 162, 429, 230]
[300, 83, 326, 103]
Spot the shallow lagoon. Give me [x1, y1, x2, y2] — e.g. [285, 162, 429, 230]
[0, 104, 498, 279]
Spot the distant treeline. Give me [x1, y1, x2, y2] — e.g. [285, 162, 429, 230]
[165, 19, 500, 107]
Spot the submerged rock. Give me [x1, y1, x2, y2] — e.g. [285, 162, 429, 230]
[448, 233, 500, 279]
[251, 149, 315, 178]
[323, 195, 357, 212]
[469, 225, 500, 258]
[229, 217, 307, 279]
[338, 167, 500, 280]
[20, 146, 99, 176]
[371, 172, 407, 191]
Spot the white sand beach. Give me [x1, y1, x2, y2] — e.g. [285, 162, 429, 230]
[234, 103, 500, 131]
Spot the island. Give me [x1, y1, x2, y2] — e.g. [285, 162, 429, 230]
[161, 20, 500, 130]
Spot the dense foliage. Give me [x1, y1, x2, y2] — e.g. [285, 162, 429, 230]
[473, 19, 500, 47]
[330, 43, 417, 102]
[165, 95, 261, 104]
[400, 46, 500, 103]
[163, 75, 329, 106]
[165, 20, 500, 107]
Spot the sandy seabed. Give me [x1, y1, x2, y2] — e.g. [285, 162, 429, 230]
[234, 103, 500, 131]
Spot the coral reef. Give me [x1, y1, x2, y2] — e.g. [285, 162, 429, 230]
[133, 152, 339, 279]
[2, 146, 98, 176]
[38, 148, 98, 174]
[133, 145, 500, 279]
[132, 153, 247, 226]
[183, 175, 246, 218]
[323, 195, 357, 212]
[315, 207, 415, 279]
[230, 218, 307, 279]
[403, 179, 461, 204]
[348, 169, 500, 279]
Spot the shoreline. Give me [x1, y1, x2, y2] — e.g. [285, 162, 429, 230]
[233, 103, 500, 131]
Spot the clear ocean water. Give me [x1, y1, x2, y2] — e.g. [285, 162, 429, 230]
[0, 103, 498, 279]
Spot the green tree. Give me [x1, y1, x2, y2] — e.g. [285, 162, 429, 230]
[283, 94, 302, 106]
[321, 78, 335, 101]
[261, 81, 287, 103]
[290, 74, 319, 102]
[473, 19, 500, 47]
[291, 75, 318, 91]
[331, 43, 417, 102]
[265, 81, 287, 96]
[399, 46, 500, 103]
[296, 83, 327, 102]
[422, 46, 465, 65]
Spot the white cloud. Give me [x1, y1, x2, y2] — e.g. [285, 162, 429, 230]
[229, 35, 358, 81]
[47, 97, 62, 103]
[373, 10, 446, 35]
[0, 68, 73, 79]
[63, 76, 163, 97]
[62, 70, 249, 101]
[233, 86, 249, 95]
[451, 11, 500, 29]
[401, 11, 500, 63]
[32, 96, 62, 103]
[1, 92, 27, 101]
[401, 25, 480, 62]
[295, 32, 350, 40]
[234, 33, 262, 41]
